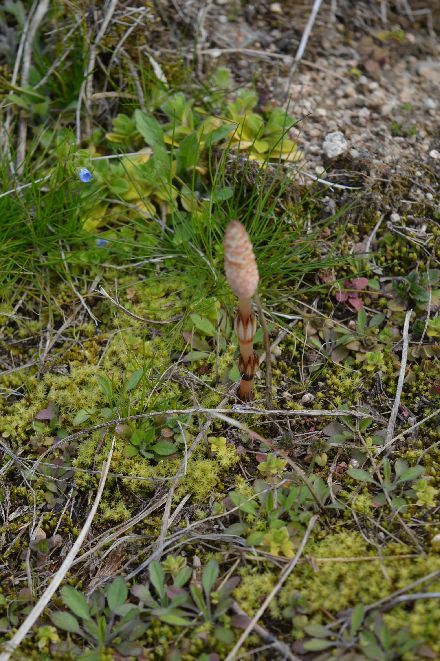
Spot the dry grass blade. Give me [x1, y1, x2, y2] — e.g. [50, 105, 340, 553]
[382, 309, 412, 454]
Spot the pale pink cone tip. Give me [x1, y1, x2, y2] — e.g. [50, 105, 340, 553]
[224, 220, 259, 300]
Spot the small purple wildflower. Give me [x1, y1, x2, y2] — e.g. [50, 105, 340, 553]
[78, 167, 93, 183]
[96, 238, 109, 248]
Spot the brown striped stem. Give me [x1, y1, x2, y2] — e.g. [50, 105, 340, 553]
[224, 221, 260, 402]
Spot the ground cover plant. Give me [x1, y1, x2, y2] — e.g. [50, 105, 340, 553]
[0, 1, 439, 660]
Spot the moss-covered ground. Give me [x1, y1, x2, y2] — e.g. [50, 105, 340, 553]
[0, 2, 439, 659]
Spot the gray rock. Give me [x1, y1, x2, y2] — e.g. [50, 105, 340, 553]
[417, 60, 440, 85]
[323, 131, 348, 158]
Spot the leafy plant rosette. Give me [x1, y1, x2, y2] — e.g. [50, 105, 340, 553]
[76, 87, 302, 231]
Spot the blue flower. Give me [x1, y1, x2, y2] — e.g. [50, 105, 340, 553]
[96, 238, 109, 248]
[78, 167, 93, 183]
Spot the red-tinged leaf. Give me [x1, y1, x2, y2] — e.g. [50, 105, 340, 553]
[335, 291, 348, 302]
[35, 402, 58, 421]
[351, 277, 369, 290]
[348, 297, 364, 311]
[256, 453, 267, 462]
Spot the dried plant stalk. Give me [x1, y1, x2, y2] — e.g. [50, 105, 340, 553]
[224, 221, 259, 401]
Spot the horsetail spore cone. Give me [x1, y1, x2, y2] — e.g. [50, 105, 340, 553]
[224, 221, 259, 401]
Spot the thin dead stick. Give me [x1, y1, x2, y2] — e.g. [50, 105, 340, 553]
[0, 438, 115, 661]
[76, 0, 119, 143]
[288, 0, 324, 83]
[255, 293, 273, 409]
[383, 309, 412, 453]
[16, 0, 49, 173]
[225, 515, 318, 661]
[31, 404, 379, 472]
[97, 286, 176, 324]
[231, 602, 300, 661]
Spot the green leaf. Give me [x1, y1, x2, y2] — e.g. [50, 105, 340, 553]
[96, 375, 113, 403]
[50, 611, 80, 634]
[174, 566, 192, 588]
[135, 110, 164, 148]
[177, 132, 199, 172]
[107, 576, 128, 611]
[202, 559, 219, 598]
[304, 624, 331, 638]
[73, 409, 90, 426]
[246, 531, 264, 546]
[156, 609, 191, 626]
[303, 639, 335, 651]
[347, 467, 375, 483]
[369, 313, 385, 328]
[350, 603, 365, 636]
[211, 186, 233, 203]
[396, 466, 424, 483]
[125, 369, 144, 392]
[394, 458, 409, 478]
[204, 123, 235, 147]
[151, 441, 178, 456]
[357, 308, 367, 335]
[189, 313, 217, 337]
[215, 626, 234, 644]
[61, 586, 90, 620]
[149, 561, 166, 601]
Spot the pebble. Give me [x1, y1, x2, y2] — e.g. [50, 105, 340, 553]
[323, 130, 348, 158]
[417, 60, 440, 85]
[424, 97, 437, 110]
[429, 149, 440, 160]
[301, 393, 315, 405]
[269, 2, 282, 13]
[390, 212, 400, 222]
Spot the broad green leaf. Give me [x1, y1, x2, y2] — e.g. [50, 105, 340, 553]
[134, 110, 164, 147]
[210, 186, 233, 203]
[174, 566, 192, 588]
[204, 123, 235, 147]
[61, 586, 90, 620]
[202, 559, 219, 598]
[303, 639, 335, 651]
[177, 132, 199, 172]
[50, 611, 80, 633]
[182, 350, 210, 363]
[151, 441, 178, 456]
[396, 466, 424, 483]
[156, 610, 191, 626]
[215, 626, 234, 644]
[357, 308, 367, 334]
[73, 409, 90, 426]
[246, 531, 264, 546]
[304, 624, 331, 638]
[125, 369, 144, 392]
[96, 374, 113, 403]
[350, 603, 365, 636]
[107, 576, 128, 611]
[149, 561, 166, 601]
[394, 458, 409, 478]
[347, 467, 375, 483]
[189, 313, 216, 337]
